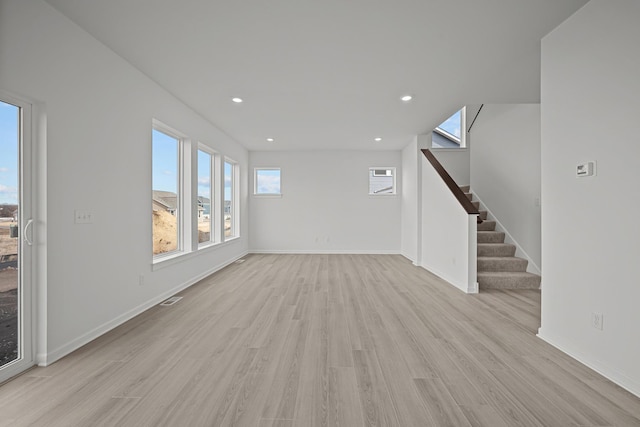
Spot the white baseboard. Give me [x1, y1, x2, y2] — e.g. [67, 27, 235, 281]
[39, 251, 249, 367]
[400, 251, 417, 265]
[537, 329, 640, 399]
[418, 264, 476, 294]
[472, 192, 541, 276]
[249, 249, 400, 255]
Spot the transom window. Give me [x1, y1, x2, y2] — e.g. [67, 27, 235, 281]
[432, 107, 466, 149]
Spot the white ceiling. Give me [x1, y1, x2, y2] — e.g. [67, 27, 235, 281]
[45, 0, 587, 151]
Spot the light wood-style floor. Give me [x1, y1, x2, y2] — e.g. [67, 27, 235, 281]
[0, 254, 639, 426]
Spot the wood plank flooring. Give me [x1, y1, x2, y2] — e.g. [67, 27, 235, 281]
[0, 254, 639, 426]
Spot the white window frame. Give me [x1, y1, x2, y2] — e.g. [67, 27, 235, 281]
[152, 119, 192, 263]
[369, 167, 397, 195]
[432, 107, 467, 149]
[196, 144, 217, 248]
[253, 167, 282, 197]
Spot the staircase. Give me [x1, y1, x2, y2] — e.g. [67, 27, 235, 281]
[460, 186, 541, 290]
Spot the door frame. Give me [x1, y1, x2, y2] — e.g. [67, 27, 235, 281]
[0, 91, 36, 383]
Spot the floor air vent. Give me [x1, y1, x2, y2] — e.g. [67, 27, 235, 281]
[160, 296, 183, 306]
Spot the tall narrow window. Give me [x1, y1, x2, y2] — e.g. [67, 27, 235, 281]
[224, 160, 237, 238]
[152, 128, 180, 256]
[197, 149, 214, 245]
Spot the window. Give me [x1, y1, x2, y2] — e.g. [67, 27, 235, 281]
[254, 168, 281, 195]
[152, 127, 181, 256]
[152, 121, 240, 260]
[432, 107, 466, 149]
[197, 148, 214, 246]
[369, 167, 396, 195]
[224, 159, 238, 238]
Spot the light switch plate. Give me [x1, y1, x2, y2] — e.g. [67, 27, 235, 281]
[74, 210, 93, 224]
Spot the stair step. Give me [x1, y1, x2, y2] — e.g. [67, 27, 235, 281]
[477, 220, 496, 231]
[471, 201, 480, 209]
[479, 211, 487, 220]
[465, 193, 473, 201]
[459, 185, 470, 193]
[478, 256, 528, 272]
[478, 243, 516, 257]
[478, 272, 541, 290]
[477, 231, 505, 243]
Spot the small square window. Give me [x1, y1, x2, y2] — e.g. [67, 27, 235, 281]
[254, 168, 281, 195]
[369, 167, 396, 195]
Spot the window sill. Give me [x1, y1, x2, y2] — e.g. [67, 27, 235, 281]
[152, 237, 240, 271]
[429, 147, 468, 151]
[252, 194, 282, 198]
[152, 250, 189, 271]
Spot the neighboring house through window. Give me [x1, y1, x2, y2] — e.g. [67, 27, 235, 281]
[369, 167, 396, 195]
[197, 147, 214, 246]
[224, 159, 238, 238]
[152, 125, 182, 256]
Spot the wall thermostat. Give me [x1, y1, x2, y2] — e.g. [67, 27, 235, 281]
[576, 161, 595, 177]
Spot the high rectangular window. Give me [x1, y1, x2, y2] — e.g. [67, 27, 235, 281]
[254, 168, 281, 195]
[369, 167, 396, 195]
[197, 148, 214, 245]
[152, 127, 181, 256]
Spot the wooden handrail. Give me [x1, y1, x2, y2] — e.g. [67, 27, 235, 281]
[421, 149, 482, 224]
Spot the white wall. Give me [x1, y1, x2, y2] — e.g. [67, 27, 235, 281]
[401, 138, 419, 262]
[539, 0, 640, 396]
[420, 154, 477, 293]
[418, 135, 471, 186]
[470, 104, 541, 270]
[0, 0, 249, 364]
[249, 151, 401, 253]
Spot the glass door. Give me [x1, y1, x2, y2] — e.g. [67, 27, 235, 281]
[0, 96, 33, 382]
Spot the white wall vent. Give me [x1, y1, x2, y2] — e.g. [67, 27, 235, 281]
[160, 296, 183, 306]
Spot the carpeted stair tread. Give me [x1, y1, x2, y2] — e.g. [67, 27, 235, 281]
[477, 231, 505, 243]
[465, 193, 473, 201]
[477, 220, 496, 231]
[459, 185, 470, 193]
[478, 271, 541, 290]
[478, 243, 516, 257]
[478, 256, 528, 272]
[479, 211, 487, 220]
[471, 201, 480, 209]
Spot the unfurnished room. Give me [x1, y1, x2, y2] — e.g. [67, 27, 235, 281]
[0, 0, 639, 425]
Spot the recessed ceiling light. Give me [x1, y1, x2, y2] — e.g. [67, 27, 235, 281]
[266, 138, 275, 142]
[374, 137, 382, 142]
[401, 95, 413, 102]
[232, 97, 243, 103]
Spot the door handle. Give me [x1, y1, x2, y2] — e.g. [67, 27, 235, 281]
[23, 219, 34, 246]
